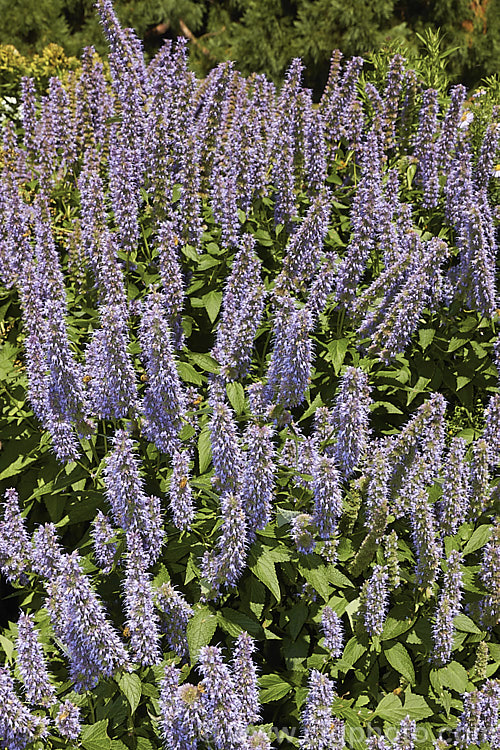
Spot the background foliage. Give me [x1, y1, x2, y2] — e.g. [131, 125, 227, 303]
[1, 0, 500, 93]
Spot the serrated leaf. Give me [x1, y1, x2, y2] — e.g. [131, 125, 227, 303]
[327, 338, 349, 375]
[0, 634, 14, 662]
[249, 552, 280, 602]
[374, 693, 407, 724]
[202, 291, 222, 323]
[177, 361, 203, 385]
[336, 637, 366, 670]
[118, 673, 142, 715]
[463, 525, 491, 554]
[418, 328, 435, 351]
[197, 427, 212, 474]
[381, 606, 415, 641]
[258, 675, 292, 703]
[190, 352, 220, 374]
[287, 602, 308, 641]
[218, 608, 263, 637]
[226, 381, 245, 415]
[187, 606, 217, 664]
[81, 720, 111, 750]
[437, 661, 469, 693]
[384, 642, 415, 684]
[402, 692, 433, 720]
[454, 613, 482, 634]
[135, 739, 155, 750]
[298, 559, 330, 601]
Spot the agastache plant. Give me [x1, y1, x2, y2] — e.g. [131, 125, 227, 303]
[321, 607, 344, 657]
[438, 437, 470, 535]
[240, 422, 276, 539]
[0, 666, 49, 749]
[122, 530, 162, 666]
[155, 582, 193, 659]
[360, 565, 389, 637]
[432, 550, 463, 665]
[200, 491, 248, 599]
[139, 290, 188, 454]
[299, 669, 345, 749]
[212, 233, 266, 380]
[329, 366, 371, 478]
[0, 488, 31, 585]
[103, 428, 163, 565]
[16, 612, 56, 706]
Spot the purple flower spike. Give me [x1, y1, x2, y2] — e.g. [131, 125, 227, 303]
[208, 391, 242, 493]
[321, 607, 344, 657]
[139, 291, 188, 454]
[212, 234, 266, 381]
[233, 631, 260, 725]
[45, 551, 129, 691]
[85, 304, 138, 420]
[159, 662, 207, 750]
[0, 488, 31, 585]
[291, 513, 316, 555]
[438, 438, 469, 535]
[123, 531, 162, 666]
[299, 669, 344, 749]
[169, 449, 196, 530]
[432, 550, 463, 665]
[198, 645, 248, 749]
[311, 454, 342, 539]
[104, 428, 164, 565]
[55, 700, 81, 740]
[0, 666, 49, 749]
[240, 422, 275, 540]
[91, 511, 117, 574]
[393, 716, 417, 749]
[330, 366, 371, 478]
[360, 565, 389, 637]
[155, 582, 193, 659]
[16, 612, 55, 706]
[201, 492, 248, 599]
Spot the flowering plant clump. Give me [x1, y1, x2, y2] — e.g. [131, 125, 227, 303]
[0, 1, 499, 748]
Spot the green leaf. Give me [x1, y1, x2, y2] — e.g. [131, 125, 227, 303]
[249, 551, 280, 602]
[454, 613, 482, 634]
[463, 525, 491, 554]
[402, 692, 433, 720]
[374, 693, 407, 724]
[288, 602, 308, 641]
[226, 382, 246, 415]
[336, 637, 366, 671]
[418, 328, 435, 351]
[258, 674, 292, 703]
[326, 338, 349, 375]
[81, 720, 111, 750]
[0, 634, 14, 662]
[190, 352, 220, 374]
[177, 361, 203, 385]
[186, 606, 217, 664]
[118, 673, 142, 715]
[135, 739, 155, 750]
[437, 661, 469, 693]
[0, 454, 38, 480]
[203, 290, 222, 323]
[197, 427, 212, 474]
[384, 642, 415, 684]
[381, 606, 415, 641]
[217, 608, 263, 638]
